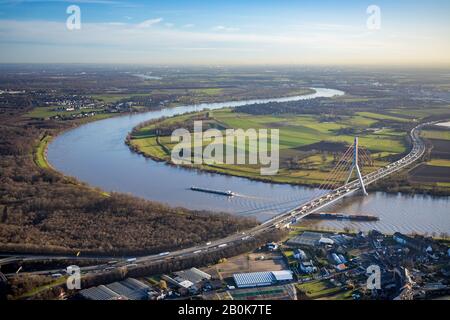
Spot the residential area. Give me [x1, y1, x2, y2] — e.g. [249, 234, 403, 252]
[70, 228, 450, 301]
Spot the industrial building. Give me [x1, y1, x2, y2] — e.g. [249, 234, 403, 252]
[293, 249, 307, 260]
[393, 232, 428, 252]
[287, 231, 334, 247]
[162, 275, 193, 289]
[174, 267, 212, 284]
[233, 270, 293, 288]
[162, 267, 213, 295]
[299, 261, 317, 274]
[78, 278, 150, 300]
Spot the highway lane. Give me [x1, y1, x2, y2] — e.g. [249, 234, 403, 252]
[1, 122, 430, 277]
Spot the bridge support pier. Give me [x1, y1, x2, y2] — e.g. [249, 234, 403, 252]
[345, 137, 368, 196]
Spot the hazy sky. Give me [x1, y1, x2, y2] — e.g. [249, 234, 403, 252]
[0, 0, 449, 66]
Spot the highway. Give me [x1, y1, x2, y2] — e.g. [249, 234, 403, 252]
[1, 122, 431, 277]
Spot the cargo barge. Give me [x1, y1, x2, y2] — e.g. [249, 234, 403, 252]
[190, 186, 235, 196]
[305, 212, 379, 221]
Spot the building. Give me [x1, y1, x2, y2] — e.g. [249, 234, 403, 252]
[79, 285, 124, 300]
[393, 232, 428, 252]
[288, 231, 335, 247]
[335, 263, 347, 271]
[272, 271, 294, 282]
[287, 232, 323, 247]
[267, 242, 279, 251]
[293, 249, 307, 260]
[233, 270, 293, 288]
[106, 280, 149, 300]
[299, 260, 317, 274]
[162, 274, 193, 289]
[174, 267, 211, 284]
[163, 267, 212, 294]
[79, 278, 150, 300]
[330, 234, 352, 245]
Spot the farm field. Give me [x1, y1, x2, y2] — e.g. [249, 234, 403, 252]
[408, 127, 450, 188]
[129, 108, 409, 186]
[295, 280, 350, 299]
[203, 252, 288, 279]
[27, 106, 106, 119]
[421, 129, 450, 141]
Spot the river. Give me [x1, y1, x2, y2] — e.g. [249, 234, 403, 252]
[47, 88, 450, 235]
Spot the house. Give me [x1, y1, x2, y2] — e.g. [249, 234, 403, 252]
[293, 249, 307, 260]
[335, 264, 347, 272]
[299, 260, 317, 274]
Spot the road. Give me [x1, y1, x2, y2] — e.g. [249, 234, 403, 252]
[1, 122, 430, 277]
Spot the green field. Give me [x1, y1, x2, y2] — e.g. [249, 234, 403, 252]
[356, 111, 410, 122]
[427, 159, 450, 167]
[35, 135, 51, 169]
[92, 93, 152, 103]
[295, 280, 348, 299]
[191, 88, 224, 95]
[421, 129, 450, 141]
[129, 109, 409, 186]
[389, 107, 450, 119]
[27, 105, 106, 119]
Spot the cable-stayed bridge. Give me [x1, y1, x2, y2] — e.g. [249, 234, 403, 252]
[261, 122, 429, 230]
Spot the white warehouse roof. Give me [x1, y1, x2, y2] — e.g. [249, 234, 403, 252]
[271, 270, 293, 281]
[233, 270, 293, 288]
[233, 272, 274, 288]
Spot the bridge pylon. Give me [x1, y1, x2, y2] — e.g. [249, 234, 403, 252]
[345, 137, 368, 196]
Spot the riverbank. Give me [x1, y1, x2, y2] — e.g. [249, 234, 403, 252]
[127, 108, 450, 197]
[34, 135, 52, 170]
[32, 120, 113, 198]
[127, 136, 450, 197]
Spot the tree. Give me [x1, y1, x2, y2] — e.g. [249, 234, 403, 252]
[159, 280, 167, 290]
[1, 206, 7, 223]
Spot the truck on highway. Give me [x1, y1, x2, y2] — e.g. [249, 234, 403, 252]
[126, 258, 137, 263]
[126, 263, 138, 268]
[218, 244, 228, 248]
[158, 252, 170, 256]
